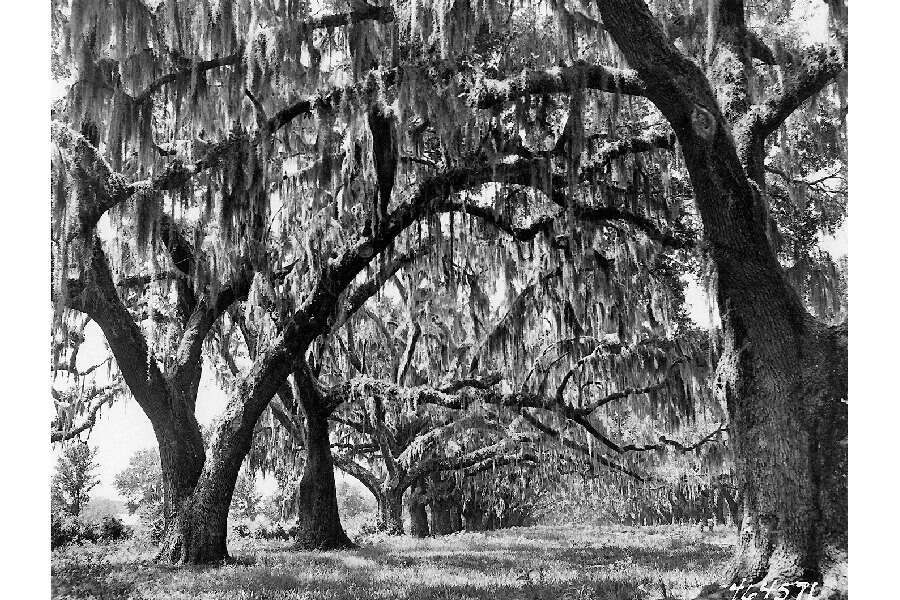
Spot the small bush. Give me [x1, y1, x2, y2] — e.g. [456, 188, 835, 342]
[234, 522, 251, 538]
[52, 512, 131, 549]
[100, 515, 130, 542]
[51, 512, 80, 549]
[358, 518, 382, 536]
[236, 519, 298, 540]
[79, 521, 101, 544]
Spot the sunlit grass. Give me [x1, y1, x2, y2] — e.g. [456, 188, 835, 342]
[51, 524, 736, 600]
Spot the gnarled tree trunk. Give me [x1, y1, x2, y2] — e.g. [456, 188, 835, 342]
[292, 407, 355, 550]
[374, 488, 404, 534]
[408, 480, 430, 538]
[157, 488, 231, 564]
[428, 472, 462, 535]
[592, 2, 848, 595]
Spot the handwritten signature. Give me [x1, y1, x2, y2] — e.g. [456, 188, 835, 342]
[726, 580, 822, 599]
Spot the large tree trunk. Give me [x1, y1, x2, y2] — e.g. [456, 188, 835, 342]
[156, 423, 205, 529]
[429, 500, 455, 535]
[156, 384, 207, 533]
[408, 480, 430, 538]
[719, 483, 741, 529]
[721, 318, 847, 589]
[292, 408, 354, 550]
[592, 3, 848, 595]
[156, 430, 241, 565]
[462, 504, 485, 531]
[428, 472, 461, 535]
[157, 489, 231, 564]
[155, 355, 297, 564]
[374, 488, 404, 534]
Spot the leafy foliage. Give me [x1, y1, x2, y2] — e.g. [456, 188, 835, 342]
[49, 0, 846, 565]
[52, 442, 101, 518]
[114, 447, 163, 515]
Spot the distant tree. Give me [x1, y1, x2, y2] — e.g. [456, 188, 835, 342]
[51, 442, 100, 517]
[114, 448, 163, 515]
[230, 467, 262, 521]
[259, 489, 288, 523]
[336, 481, 371, 520]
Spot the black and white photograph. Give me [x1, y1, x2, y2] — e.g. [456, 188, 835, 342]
[3, 0, 881, 597]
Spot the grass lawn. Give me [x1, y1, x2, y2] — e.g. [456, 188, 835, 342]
[51, 525, 736, 600]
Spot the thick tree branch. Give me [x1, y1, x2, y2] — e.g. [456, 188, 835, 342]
[51, 383, 122, 443]
[619, 423, 728, 453]
[63, 238, 171, 422]
[518, 409, 643, 481]
[471, 62, 646, 109]
[332, 452, 383, 497]
[746, 44, 846, 141]
[332, 244, 429, 330]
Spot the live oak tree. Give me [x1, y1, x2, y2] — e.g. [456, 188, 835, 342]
[50, 1, 846, 589]
[583, 2, 847, 597]
[255, 238, 719, 537]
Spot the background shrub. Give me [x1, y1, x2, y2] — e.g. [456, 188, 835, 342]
[99, 515, 130, 542]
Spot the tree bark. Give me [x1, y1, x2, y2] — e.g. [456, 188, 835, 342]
[428, 473, 461, 535]
[292, 407, 355, 550]
[462, 505, 485, 531]
[408, 480, 430, 538]
[592, 2, 848, 594]
[157, 485, 231, 564]
[374, 488, 404, 534]
[719, 484, 741, 529]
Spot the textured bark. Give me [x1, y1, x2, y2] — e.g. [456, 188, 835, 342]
[429, 501, 454, 535]
[428, 474, 463, 535]
[463, 506, 486, 531]
[157, 483, 231, 564]
[408, 480, 430, 538]
[591, 2, 847, 595]
[720, 320, 847, 588]
[156, 407, 206, 533]
[292, 407, 355, 550]
[720, 484, 741, 529]
[374, 489, 404, 535]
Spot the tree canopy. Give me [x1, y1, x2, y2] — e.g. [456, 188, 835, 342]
[50, 0, 847, 590]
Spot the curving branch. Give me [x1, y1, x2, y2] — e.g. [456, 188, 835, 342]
[746, 44, 846, 141]
[332, 452, 383, 497]
[172, 273, 253, 390]
[619, 423, 728, 453]
[116, 270, 186, 289]
[62, 238, 171, 422]
[51, 383, 122, 443]
[471, 62, 646, 109]
[332, 244, 430, 331]
[518, 409, 644, 482]
[460, 452, 540, 477]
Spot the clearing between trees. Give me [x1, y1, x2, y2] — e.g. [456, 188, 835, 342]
[51, 524, 736, 600]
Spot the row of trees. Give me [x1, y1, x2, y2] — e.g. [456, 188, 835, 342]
[50, 0, 847, 596]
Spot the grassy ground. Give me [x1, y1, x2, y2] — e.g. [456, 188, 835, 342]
[51, 525, 736, 600]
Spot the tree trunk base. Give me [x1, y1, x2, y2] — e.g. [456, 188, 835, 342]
[293, 523, 356, 551]
[374, 492, 404, 535]
[697, 322, 848, 600]
[156, 504, 230, 565]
